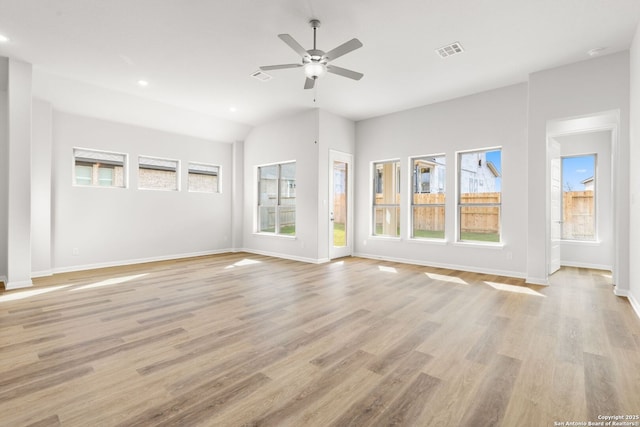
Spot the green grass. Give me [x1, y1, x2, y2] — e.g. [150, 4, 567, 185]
[460, 232, 500, 242]
[260, 225, 296, 235]
[279, 225, 296, 235]
[333, 222, 346, 246]
[412, 229, 445, 239]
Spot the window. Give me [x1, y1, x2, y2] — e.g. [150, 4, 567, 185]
[411, 155, 445, 239]
[458, 149, 501, 243]
[73, 148, 126, 188]
[561, 154, 596, 240]
[188, 162, 220, 193]
[257, 162, 296, 235]
[138, 156, 179, 191]
[373, 160, 400, 237]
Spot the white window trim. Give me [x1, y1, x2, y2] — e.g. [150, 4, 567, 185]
[187, 162, 222, 194]
[138, 154, 181, 191]
[256, 160, 296, 236]
[456, 147, 502, 244]
[409, 153, 446, 241]
[72, 147, 128, 189]
[371, 159, 401, 238]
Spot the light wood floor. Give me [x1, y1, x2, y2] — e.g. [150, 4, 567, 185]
[1, 253, 639, 426]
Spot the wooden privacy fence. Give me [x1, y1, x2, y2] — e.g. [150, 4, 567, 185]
[562, 190, 594, 239]
[373, 192, 501, 234]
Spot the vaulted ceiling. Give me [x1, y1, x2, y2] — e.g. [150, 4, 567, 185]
[1, 0, 639, 141]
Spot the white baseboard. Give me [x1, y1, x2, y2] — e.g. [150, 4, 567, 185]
[52, 249, 233, 275]
[5, 279, 33, 290]
[239, 248, 328, 265]
[353, 251, 526, 280]
[628, 291, 640, 320]
[560, 261, 612, 271]
[31, 270, 53, 278]
[525, 276, 549, 286]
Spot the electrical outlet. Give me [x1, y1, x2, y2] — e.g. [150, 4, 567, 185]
[72, 248, 80, 256]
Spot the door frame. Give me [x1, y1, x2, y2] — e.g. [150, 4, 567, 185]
[546, 111, 619, 285]
[329, 150, 354, 259]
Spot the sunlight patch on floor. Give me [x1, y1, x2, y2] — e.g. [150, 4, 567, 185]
[378, 265, 397, 273]
[71, 273, 149, 291]
[225, 258, 263, 269]
[425, 272, 468, 285]
[484, 281, 546, 297]
[0, 285, 72, 302]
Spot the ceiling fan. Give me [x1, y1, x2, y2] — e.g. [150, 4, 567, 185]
[260, 19, 364, 89]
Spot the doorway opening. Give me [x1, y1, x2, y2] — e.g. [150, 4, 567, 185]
[547, 111, 618, 283]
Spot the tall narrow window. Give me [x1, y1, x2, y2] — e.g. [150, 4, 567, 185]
[561, 154, 596, 240]
[458, 149, 501, 243]
[188, 162, 220, 193]
[138, 156, 179, 191]
[257, 162, 296, 235]
[73, 148, 126, 188]
[372, 160, 400, 237]
[411, 155, 445, 239]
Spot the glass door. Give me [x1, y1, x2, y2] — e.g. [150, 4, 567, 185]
[329, 151, 353, 259]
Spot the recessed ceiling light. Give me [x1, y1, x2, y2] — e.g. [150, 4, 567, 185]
[137, 80, 149, 87]
[587, 47, 607, 56]
[229, 106, 237, 113]
[0, 34, 10, 43]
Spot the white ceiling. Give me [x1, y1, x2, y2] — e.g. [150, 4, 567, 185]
[1, 0, 639, 142]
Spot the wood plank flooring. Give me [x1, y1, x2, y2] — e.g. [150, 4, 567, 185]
[0, 253, 639, 426]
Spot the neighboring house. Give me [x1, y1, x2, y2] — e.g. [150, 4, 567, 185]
[582, 176, 594, 191]
[459, 152, 500, 193]
[413, 157, 446, 194]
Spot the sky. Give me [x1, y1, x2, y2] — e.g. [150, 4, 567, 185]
[486, 150, 502, 192]
[562, 155, 595, 191]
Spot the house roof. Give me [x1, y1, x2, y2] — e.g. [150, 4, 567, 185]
[0, 1, 639, 141]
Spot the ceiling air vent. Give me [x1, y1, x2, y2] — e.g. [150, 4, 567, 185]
[436, 42, 464, 58]
[250, 70, 272, 82]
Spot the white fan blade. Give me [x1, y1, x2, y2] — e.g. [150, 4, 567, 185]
[278, 34, 310, 58]
[304, 77, 315, 89]
[326, 65, 363, 80]
[324, 38, 363, 61]
[260, 64, 303, 71]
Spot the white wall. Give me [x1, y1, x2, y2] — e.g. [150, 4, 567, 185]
[354, 83, 528, 278]
[51, 111, 233, 272]
[31, 99, 53, 276]
[527, 52, 630, 288]
[630, 23, 640, 316]
[557, 131, 613, 270]
[242, 109, 320, 262]
[0, 59, 7, 282]
[6, 58, 33, 289]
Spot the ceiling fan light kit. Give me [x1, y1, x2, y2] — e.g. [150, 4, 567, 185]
[260, 19, 363, 89]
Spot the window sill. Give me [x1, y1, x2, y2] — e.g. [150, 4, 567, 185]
[560, 239, 601, 246]
[73, 184, 127, 189]
[453, 241, 504, 250]
[369, 235, 402, 242]
[407, 238, 448, 246]
[253, 232, 297, 240]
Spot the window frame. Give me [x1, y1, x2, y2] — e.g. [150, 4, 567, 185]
[457, 147, 502, 244]
[137, 155, 180, 191]
[72, 147, 127, 188]
[256, 161, 296, 236]
[187, 162, 221, 194]
[371, 159, 401, 238]
[410, 154, 446, 240]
